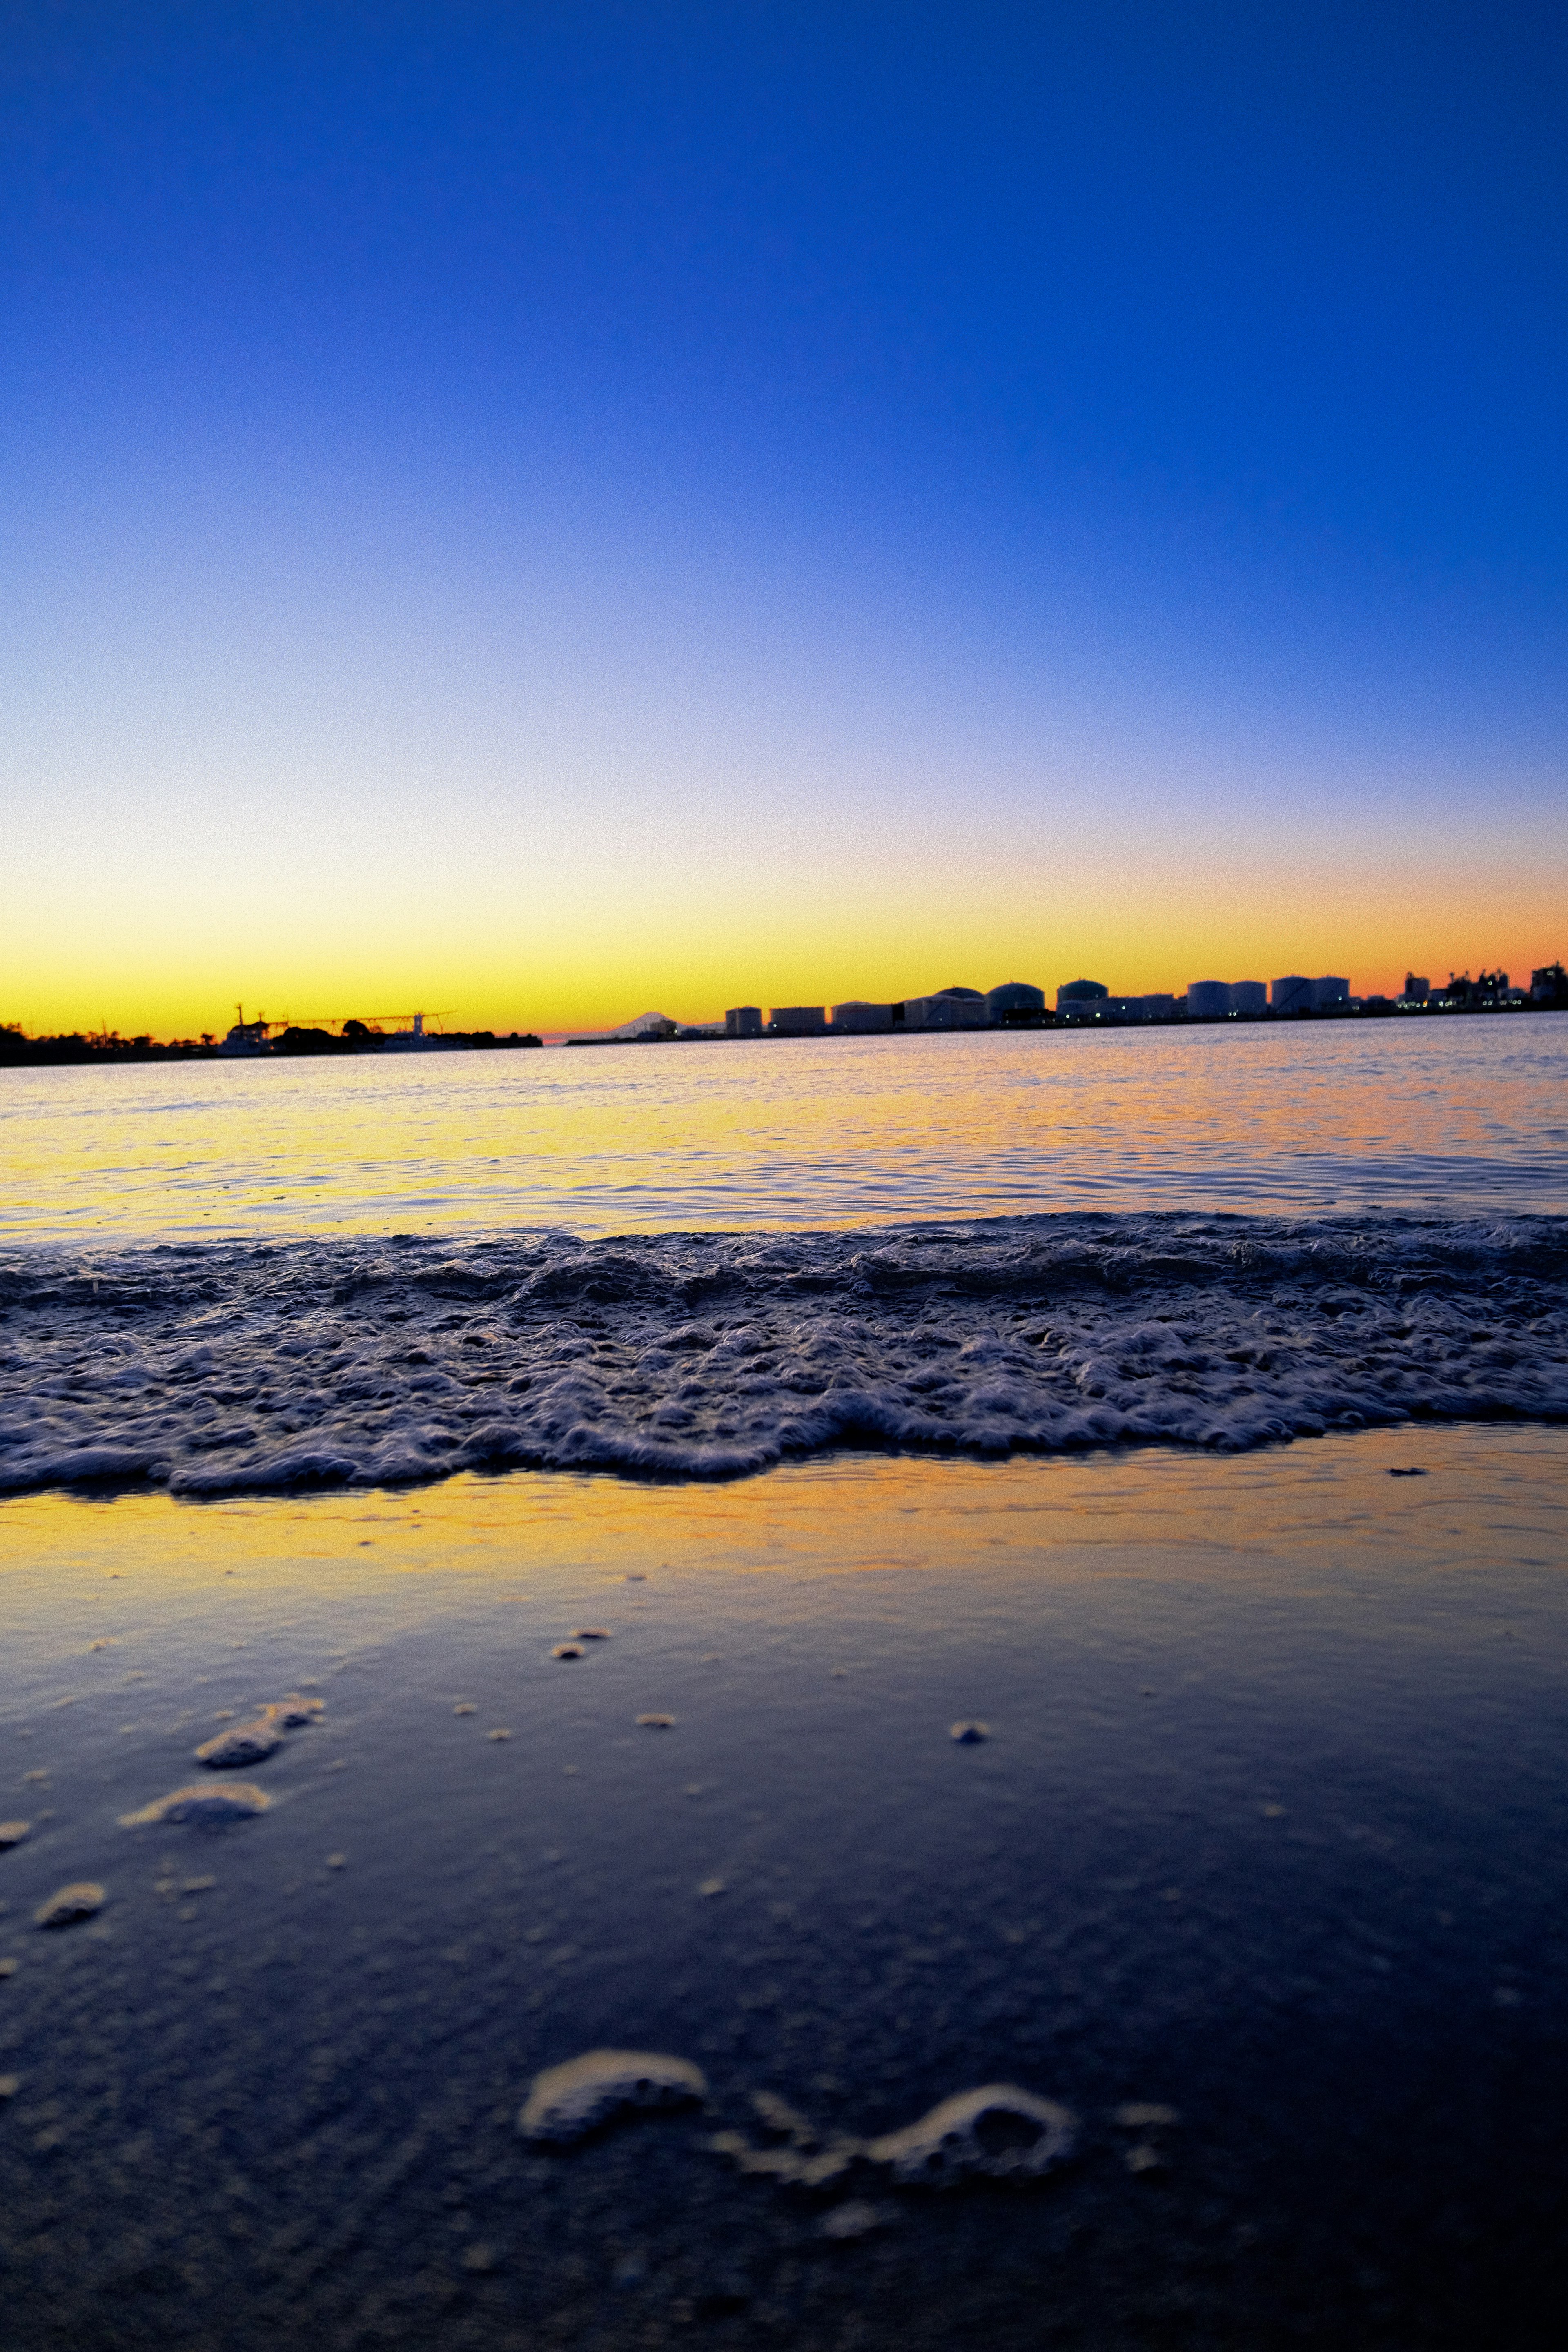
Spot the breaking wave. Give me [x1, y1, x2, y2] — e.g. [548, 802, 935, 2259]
[2, 1212, 1566, 1496]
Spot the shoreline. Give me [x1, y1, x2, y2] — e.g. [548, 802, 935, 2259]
[4, 998, 1564, 1066]
[5, 1208, 1566, 1499]
[4, 1430, 1566, 2346]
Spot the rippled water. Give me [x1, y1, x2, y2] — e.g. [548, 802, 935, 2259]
[3, 1019, 1565, 1244]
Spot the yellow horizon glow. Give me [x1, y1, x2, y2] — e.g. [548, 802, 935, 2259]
[7, 866, 1560, 1042]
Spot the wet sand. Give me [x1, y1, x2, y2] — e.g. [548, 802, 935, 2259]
[2, 1429, 1566, 2348]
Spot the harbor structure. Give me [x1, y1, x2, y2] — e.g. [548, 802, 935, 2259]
[724, 1006, 763, 1038]
[829, 1001, 894, 1031]
[1056, 979, 1109, 1011]
[218, 1013, 270, 1056]
[1074, 994, 1179, 1021]
[1311, 976, 1350, 1009]
[1271, 975, 1313, 1013]
[986, 982, 1045, 1022]
[1187, 980, 1268, 1017]
[904, 988, 987, 1029]
[768, 1005, 826, 1035]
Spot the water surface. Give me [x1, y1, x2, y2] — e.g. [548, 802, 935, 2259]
[3, 1019, 1564, 1245]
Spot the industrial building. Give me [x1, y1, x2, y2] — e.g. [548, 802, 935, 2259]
[985, 982, 1045, 1022]
[1187, 979, 1268, 1017]
[702, 966, 1373, 1042]
[904, 988, 987, 1029]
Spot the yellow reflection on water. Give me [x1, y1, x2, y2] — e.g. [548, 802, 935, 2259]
[5, 1427, 1564, 1612]
[4, 1018, 1564, 1243]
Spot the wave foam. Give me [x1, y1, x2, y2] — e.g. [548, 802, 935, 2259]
[2, 1213, 1566, 1495]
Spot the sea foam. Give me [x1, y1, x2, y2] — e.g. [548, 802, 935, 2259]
[1, 1212, 1564, 1495]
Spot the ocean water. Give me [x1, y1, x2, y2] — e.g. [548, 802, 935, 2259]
[2, 1020, 1565, 1493]
[4, 1018, 1566, 1242]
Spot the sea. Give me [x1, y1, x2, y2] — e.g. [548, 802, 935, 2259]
[1, 1017, 1565, 1495]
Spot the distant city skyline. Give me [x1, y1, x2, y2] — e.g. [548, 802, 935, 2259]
[9, 940, 1564, 1047]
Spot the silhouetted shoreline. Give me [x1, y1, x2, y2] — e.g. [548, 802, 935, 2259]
[0, 1026, 543, 1067]
[6, 1003, 1566, 1068]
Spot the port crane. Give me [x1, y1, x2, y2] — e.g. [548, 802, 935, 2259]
[350, 1011, 455, 1037]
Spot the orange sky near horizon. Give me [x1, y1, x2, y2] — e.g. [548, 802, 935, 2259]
[5, 849, 1559, 1040]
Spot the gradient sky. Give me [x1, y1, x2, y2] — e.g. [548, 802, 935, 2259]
[3, 2, 1565, 1036]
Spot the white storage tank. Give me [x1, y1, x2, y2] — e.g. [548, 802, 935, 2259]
[1186, 980, 1230, 1018]
[985, 981, 1045, 1022]
[1056, 979, 1109, 1012]
[906, 991, 986, 1029]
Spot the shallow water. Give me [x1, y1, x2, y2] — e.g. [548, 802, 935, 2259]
[4, 1212, 1566, 1494]
[4, 1018, 1566, 1245]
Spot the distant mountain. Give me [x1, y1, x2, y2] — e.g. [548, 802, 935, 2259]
[606, 1011, 676, 1038]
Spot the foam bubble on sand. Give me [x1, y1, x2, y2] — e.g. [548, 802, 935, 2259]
[0, 1822, 30, 1850]
[6, 1212, 1566, 1495]
[710, 2091, 865, 2189]
[193, 1694, 324, 1767]
[820, 2200, 887, 2240]
[571, 1628, 613, 1640]
[193, 1720, 282, 1768]
[551, 1643, 584, 1661]
[120, 1782, 271, 1827]
[266, 1694, 325, 1727]
[1111, 2099, 1180, 2176]
[635, 1713, 676, 1729]
[34, 1882, 104, 1929]
[950, 1721, 989, 1744]
[866, 2085, 1077, 2184]
[518, 2050, 708, 2144]
[710, 2134, 862, 2188]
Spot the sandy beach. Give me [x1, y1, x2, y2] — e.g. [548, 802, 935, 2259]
[3, 1426, 1566, 2348]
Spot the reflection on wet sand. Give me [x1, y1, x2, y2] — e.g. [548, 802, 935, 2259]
[1, 1430, 1566, 2347]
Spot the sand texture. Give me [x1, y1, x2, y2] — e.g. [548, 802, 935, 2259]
[1, 1432, 1566, 2347]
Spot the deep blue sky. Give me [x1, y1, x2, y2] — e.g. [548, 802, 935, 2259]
[4, 2, 1565, 1028]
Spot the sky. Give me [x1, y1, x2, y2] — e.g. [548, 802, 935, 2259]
[3, 1, 1565, 1036]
